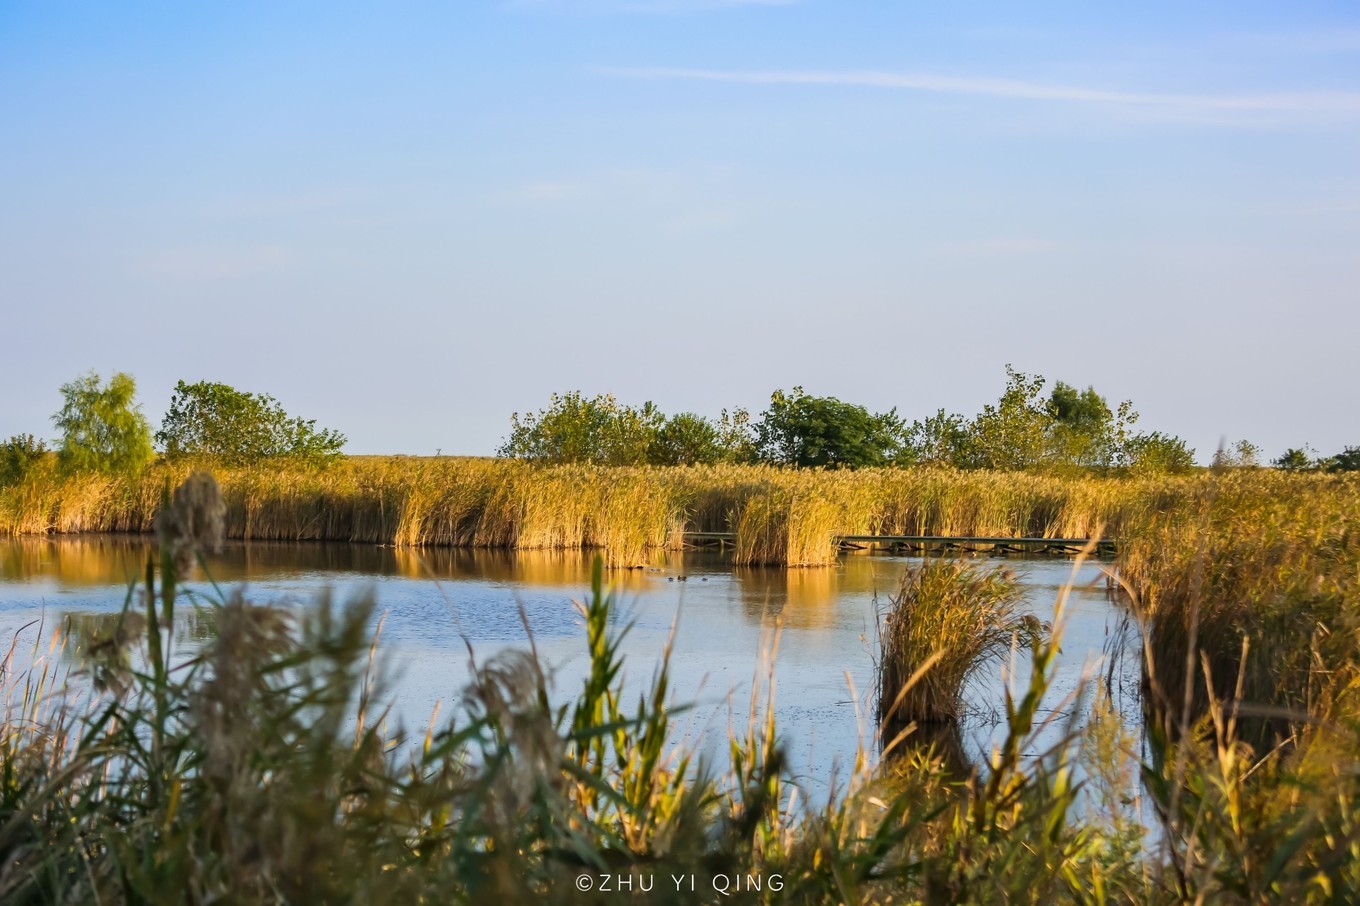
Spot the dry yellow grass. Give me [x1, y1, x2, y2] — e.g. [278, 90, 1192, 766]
[877, 559, 1039, 728]
[1115, 469, 1360, 742]
[4, 457, 1356, 568]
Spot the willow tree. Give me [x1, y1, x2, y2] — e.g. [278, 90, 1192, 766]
[52, 371, 155, 476]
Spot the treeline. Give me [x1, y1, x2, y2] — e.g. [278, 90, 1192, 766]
[499, 367, 1200, 474]
[1270, 444, 1360, 473]
[1, 373, 344, 487]
[7, 367, 1360, 487]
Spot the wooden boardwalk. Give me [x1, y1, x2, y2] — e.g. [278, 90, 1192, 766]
[682, 531, 1116, 556]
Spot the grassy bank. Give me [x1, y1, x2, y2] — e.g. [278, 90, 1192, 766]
[11, 456, 1356, 567]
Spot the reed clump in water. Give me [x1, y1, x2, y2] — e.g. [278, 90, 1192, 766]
[876, 559, 1040, 729]
[731, 482, 845, 567]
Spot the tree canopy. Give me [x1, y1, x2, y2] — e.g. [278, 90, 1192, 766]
[1330, 447, 1360, 472]
[497, 392, 665, 465]
[0, 434, 48, 487]
[650, 412, 727, 466]
[1265, 444, 1360, 473]
[901, 366, 1192, 474]
[156, 381, 346, 463]
[753, 388, 904, 468]
[498, 373, 1202, 474]
[52, 371, 155, 476]
[498, 393, 755, 466]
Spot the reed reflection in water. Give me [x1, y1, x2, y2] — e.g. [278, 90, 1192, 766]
[0, 537, 1132, 787]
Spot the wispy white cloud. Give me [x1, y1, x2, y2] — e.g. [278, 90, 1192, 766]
[133, 245, 293, 280]
[640, 0, 797, 8]
[500, 180, 586, 204]
[662, 205, 740, 232]
[201, 189, 374, 220]
[496, 167, 745, 232]
[500, 167, 719, 206]
[514, 0, 796, 13]
[603, 67, 1360, 123]
[1217, 28, 1360, 56]
[930, 238, 1062, 257]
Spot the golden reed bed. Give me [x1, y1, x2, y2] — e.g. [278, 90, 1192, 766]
[5, 456, 1358, 568]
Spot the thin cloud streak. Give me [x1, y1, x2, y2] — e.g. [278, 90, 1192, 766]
[500, 180, 585, 204]
[1218, 28, 1360, 56]
[132, 245, 294, 281]
[931, 238, 1062, 257]
[624, 0, 797, 8]
[605, 67, 1360, 119]
[514, 0, 796, 13]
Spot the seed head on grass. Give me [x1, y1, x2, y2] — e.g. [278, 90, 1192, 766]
[154, 470, 225, 576]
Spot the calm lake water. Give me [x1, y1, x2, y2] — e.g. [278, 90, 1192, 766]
[0, 537, 1139, 790]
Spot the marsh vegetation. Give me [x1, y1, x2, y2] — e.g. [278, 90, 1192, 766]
[2, 471, 1360, 902]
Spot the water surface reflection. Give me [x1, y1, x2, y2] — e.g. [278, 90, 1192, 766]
[0, 537, 1136, 790]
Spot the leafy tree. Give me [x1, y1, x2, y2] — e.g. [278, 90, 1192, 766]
[1212, 439, 1262, 469]
[52, 371, 155, 476]
[1047, 381, 1137, 469]
[1326, 447, 1360, 473]
[500, 395, 756, 466]
[157, 381, 346, 463]
[648, 413, 726, 466]
[900, 409, 971, 467]
[714, 408, 757, 464]
[753, 387, 904, 468]
[1272, 447, 1316, 472]
[966, 367, 1054, 470]
[498, 392, 664, 465]
[902, 367, 1187, 474]
[500, 372, 1193, 474]
[0, 434, 49, 487]
[1046, 381, 1111, 432]
[1122, 432, 1196, 475]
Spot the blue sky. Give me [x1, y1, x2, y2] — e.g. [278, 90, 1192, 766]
[3, 1, 1358, 459]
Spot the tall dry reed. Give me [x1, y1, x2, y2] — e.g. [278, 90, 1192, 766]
[6, 458, 1357, 570]
[876, 559, 1040, 729]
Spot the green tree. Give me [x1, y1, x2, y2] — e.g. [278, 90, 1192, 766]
[966, 367, 1053, 470]
[648, 413, 726, 466]
[0, 434, 49, 487]
[1047, 381, 1137, 469]
[901, 367, 1187, 474]
[1122, 432, 1196, 475]
[498, 392, 665, 465]
[900, 409, 971, 467]
[1272, 447, 1316, 472]
[156, 381, 346, 463]
[52, 371, 155, 476]
[753, 387, 904, 468]
[715, 408, 757, 464]
[1326, 446, 1360, 473]
[1212, 439, 1262, 469]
